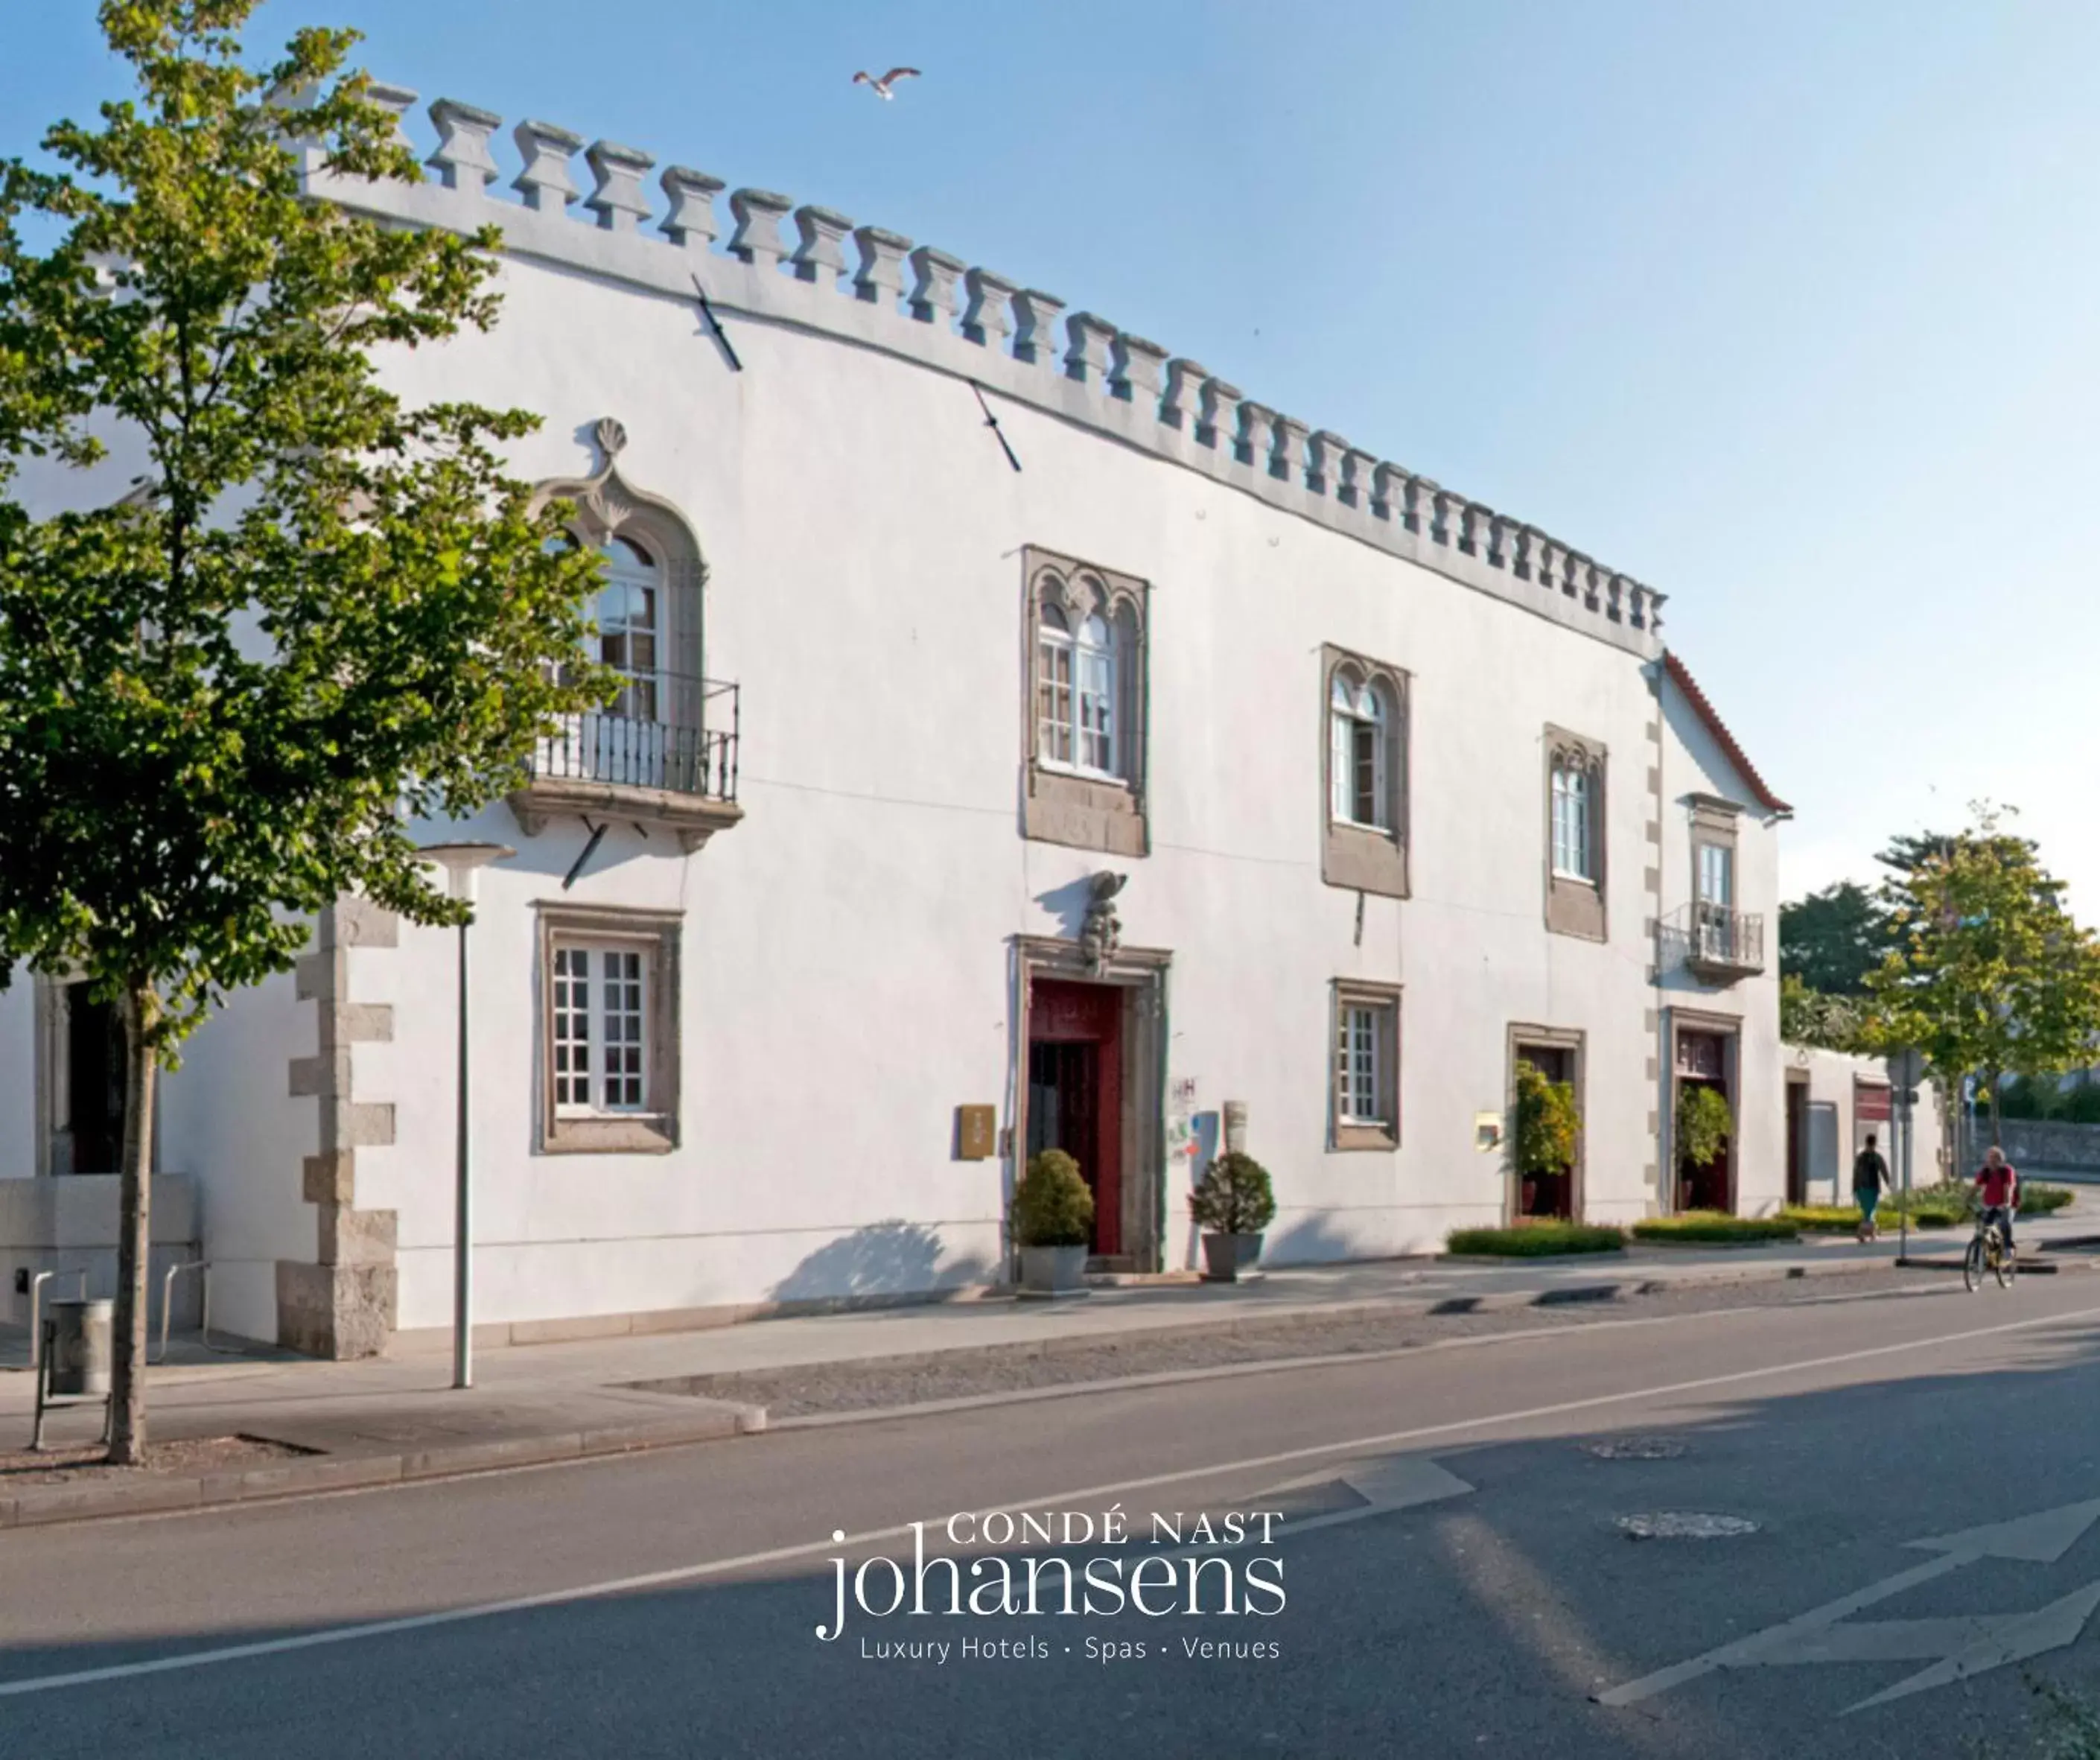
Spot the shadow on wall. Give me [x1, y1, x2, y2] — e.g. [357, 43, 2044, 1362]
[768, 1221, 989, 1307]
[1032, 874, 1098, 940]
[1258, 1211, 1361, 1267]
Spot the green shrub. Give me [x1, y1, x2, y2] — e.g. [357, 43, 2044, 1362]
[1676, 1084, 1733, 1170]
[1513, 1061, 1580, 1176]
[1189, 1151, 1277, 1235]
[2026, 1182, 2075, 1215]
[1632, 1213, 1798, 1244]
[1014, 1150, 1094, 1248]
[1445, 1221, 1626, 1257]
[1782, 1204, 1872, 1233]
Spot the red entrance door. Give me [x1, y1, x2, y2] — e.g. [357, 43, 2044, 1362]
[1027, 979, 1124, 1257]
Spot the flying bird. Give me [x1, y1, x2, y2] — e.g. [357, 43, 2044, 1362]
[853, 67, 920, 100]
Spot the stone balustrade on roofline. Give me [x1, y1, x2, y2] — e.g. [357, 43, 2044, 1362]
[300, 90, 1666, 658]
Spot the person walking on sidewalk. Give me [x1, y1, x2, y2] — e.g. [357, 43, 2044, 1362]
[1853, 1133, 1891, 1242]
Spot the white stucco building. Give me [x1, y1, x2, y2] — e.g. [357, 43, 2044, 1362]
[0, 88, 1793, 1356]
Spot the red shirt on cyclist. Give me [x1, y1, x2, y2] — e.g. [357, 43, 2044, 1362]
[1975, 1149, 2018, 1245]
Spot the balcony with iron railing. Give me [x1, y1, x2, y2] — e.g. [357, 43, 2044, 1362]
[509, 672, 744, 852]
[1661, 903, 1766, 985]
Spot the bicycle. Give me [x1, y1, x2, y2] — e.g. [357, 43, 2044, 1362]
[1963, 1204, 2017, 1292]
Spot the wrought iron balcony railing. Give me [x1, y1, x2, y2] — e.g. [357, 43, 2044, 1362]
[1662, 903, 1766, 983]
[528, 675, 739, 802]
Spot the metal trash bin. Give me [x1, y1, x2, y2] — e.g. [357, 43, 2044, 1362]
[32, 1297, 115, 1449]
[45, 1297, 113, 1397]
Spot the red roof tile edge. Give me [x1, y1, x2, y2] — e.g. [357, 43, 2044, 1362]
[1663, 651, 1792, 816]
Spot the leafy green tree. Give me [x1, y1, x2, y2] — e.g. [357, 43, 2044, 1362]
[1779, 881, 1891, 996]
[0, 3, 609, 1460]
[1878, 829, 1960, 875]
[1512, 1060, 1579, 1175]
[1676, 1084, 1733, 1172]
[1865, 808, 2100, 1149]
[1781, 971, 1866, 1051]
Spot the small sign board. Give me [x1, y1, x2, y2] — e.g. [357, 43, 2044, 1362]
[1474, 1112, 1504, 1152]
[955, 1104, 996, 1161]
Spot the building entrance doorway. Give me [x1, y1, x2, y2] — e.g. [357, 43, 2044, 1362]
[1786, 1073, 1809, 1207]
[63, 982, 127, 1175]
[1513, 1040, 1579, 1221]
[1676, 1026, 1735, 1213]
[1025, 979, 1124, 1259]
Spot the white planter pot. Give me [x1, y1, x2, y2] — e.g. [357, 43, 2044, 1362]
[1018, 1244, 1091, 1298]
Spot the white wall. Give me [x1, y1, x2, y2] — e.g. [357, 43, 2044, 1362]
[1656, 673, 1787, 1215]
[0, 979, 34, 1179]
[1788, 1046, 1944, 1203]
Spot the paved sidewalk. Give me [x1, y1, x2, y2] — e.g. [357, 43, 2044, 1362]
[1, 1216, 2091, 1531]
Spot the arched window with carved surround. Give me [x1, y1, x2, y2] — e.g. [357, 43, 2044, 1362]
[1023, 547, 1148, 858]
[1543, 726, 1608, 941]
[1320, 646, 1410, 898]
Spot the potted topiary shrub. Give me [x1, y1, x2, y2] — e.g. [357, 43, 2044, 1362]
[1190, 1151, 1277, 1283]
[1512, 1060, 1581, 1220]
[1014, 1149, 1095, 1297]
[1676, 1084, 1734, 1212]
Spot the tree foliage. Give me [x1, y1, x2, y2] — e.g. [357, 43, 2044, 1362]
[1781, 972, 1867, 1052]
[1512, 1059, 1579, 1176]
[1865, 807, 2100, 1143]
[1014, 1151, 1095, 1248]
[1779, 881, 1891, 996]
[1189, 1151, 1278, 1236]
[0, 2, 611, 1457]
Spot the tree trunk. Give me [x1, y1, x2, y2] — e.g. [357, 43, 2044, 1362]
[1988, 1068, 2004, 1149]
[107, 982, 159, 1466]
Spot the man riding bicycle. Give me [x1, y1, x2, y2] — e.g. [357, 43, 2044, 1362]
[1974, 1146, 2020, 1251]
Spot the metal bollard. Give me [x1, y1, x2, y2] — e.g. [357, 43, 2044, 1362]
[153, 1260, 214, 1365]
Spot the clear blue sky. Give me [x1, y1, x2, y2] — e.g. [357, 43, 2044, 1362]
[8, 2, 2098, 909]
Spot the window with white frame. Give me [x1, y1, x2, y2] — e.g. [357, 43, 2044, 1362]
[596, 536, 662, 722]
[1037, 603, 1119, 779]
[551, 942, 649, 1114]
[1550, 758, 1596, 883]
[1329, 673, 1392, 831]
[1697, 841, 1733, 909]
[538, 905, 681, 1154]
[1331, 980, 1402, 1149]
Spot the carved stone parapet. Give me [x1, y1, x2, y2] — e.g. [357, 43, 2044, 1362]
[1269, 414, 1310, 485]
[908, 247, 966, 324]
[1408, 476, 1443, 542]
[1160, 358, 1209, 431]
[850, 226, 913, 305]
[1197, 378, 1242, 452]
[1234, 401, 1276, 469]
[728, 188, 794, 270]
[1063, 312, 1118, 386]
[658, 165, 724, 250]
[1306, 431, 1349, 496]
[791, 206, 855, 285]
[1371, 462, 1409, 522]
[1012, 289, 1067, 368]
[585, 140, 654, 232]
[1457, 501, 1490, 558]
[1110, 334, 1168, 407]
[512, 119, 583, 213]
[1338, 448, 1377, 510]
[366, 83, 418, 152]
[961, 267, 1018, 346]
[427, 98, 501, 191]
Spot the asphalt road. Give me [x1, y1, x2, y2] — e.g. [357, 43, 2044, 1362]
[7, 1277, 2100, 1759]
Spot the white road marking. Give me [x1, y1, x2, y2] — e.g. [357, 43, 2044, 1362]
[1599, 1498, 2100, 1709]
[4, 1299, 2097, 1701]
[1265, 1455, 1476, 1536]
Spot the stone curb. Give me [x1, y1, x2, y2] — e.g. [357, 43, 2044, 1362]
[0, 1403, 765, 1533]
[771, 1275, 1982, 1431]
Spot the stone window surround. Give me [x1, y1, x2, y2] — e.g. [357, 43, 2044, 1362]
[1688, 792, 1740, 904]
[1329, 979, 1402, 1152]
[1021, 546, 1149, 859]
[1320, 645, 1410, 899]
[535, 901, 683, 1154]
[1506, 1023, 1586, 1225]
[1544, 725, 1608, 942]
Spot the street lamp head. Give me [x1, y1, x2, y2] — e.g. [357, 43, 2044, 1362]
[416, 840, 516, 903]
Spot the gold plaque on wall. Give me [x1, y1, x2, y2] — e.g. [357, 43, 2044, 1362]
[956, 1105, 996, 1160]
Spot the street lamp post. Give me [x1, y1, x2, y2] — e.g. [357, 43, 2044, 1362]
[416, 841, 515, 1391]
